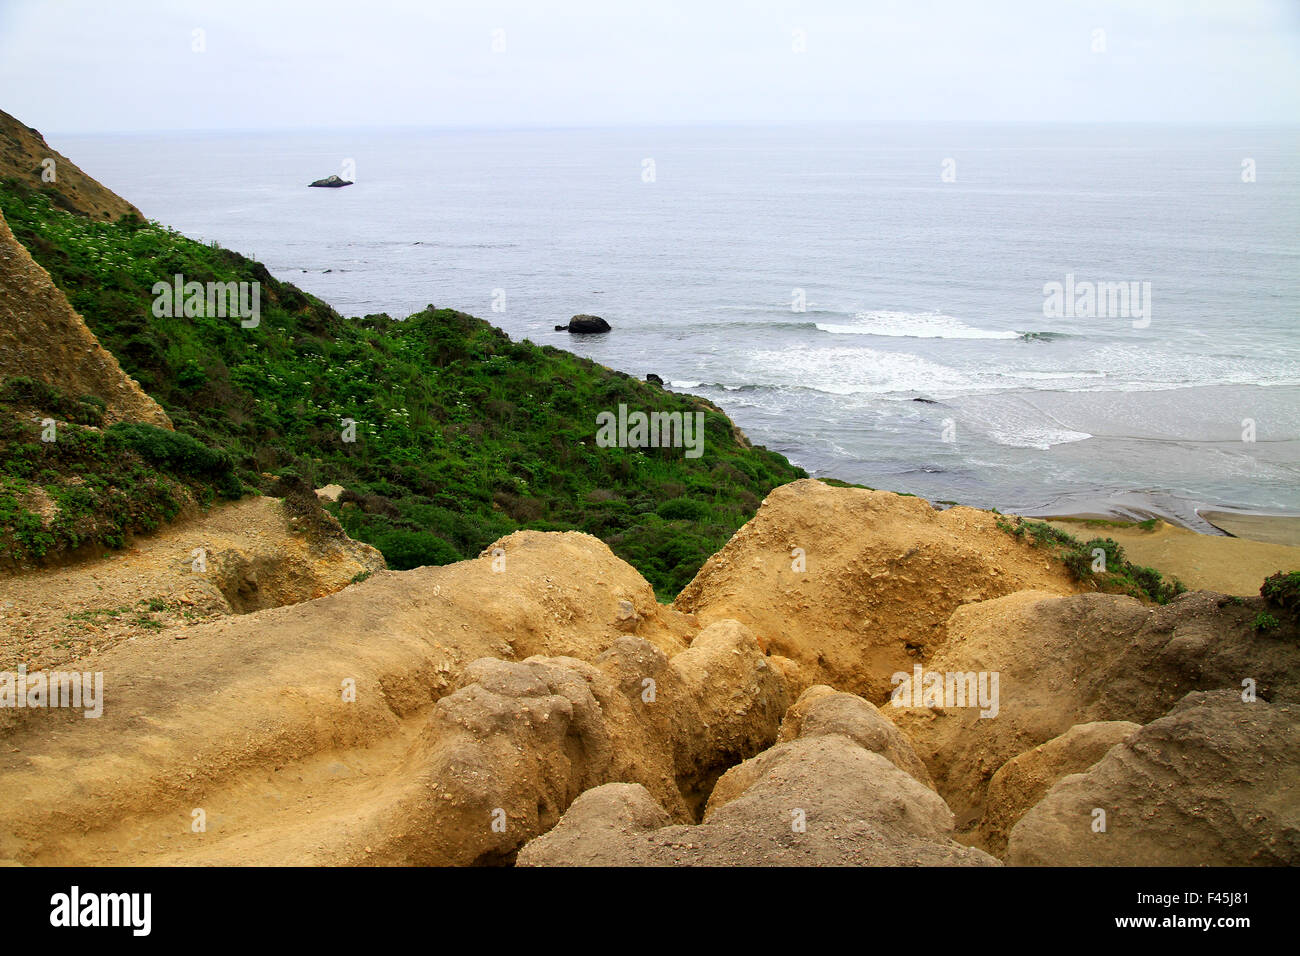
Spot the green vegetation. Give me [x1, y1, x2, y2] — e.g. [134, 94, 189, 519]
[1049, 515, 1160, 532]
[0, 376, 242, 565]
[1261, 571, 1300, 614]
[1252, 611, 1280, 633]
[0, 180, 805, 596]
[65, 607, 129, 622]
[994, 515, 1186, 604]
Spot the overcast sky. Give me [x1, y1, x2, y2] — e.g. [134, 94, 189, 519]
[1, 0, 1297, 133]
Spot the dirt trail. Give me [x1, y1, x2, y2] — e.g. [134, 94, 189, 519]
[29, 709, 432, 866]
[0, 495, 384, 672]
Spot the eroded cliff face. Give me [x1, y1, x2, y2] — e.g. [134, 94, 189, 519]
[3, 481, 1294, 867]
[674, 478, 1082, 700]
[0, 108, 143, 221]
[0, 207, 171, 428]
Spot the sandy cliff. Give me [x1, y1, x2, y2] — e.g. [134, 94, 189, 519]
[2, 481, 1294, 867]
[0, 108, 143, 221]
[0, 207, 171, 428]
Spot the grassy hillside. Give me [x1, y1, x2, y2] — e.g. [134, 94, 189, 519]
[0, 375, 241, 568]
[0, 180, 804, 596]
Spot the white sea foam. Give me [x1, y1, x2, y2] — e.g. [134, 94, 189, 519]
[1005, 369, 1107, 381]
[817, 311, 1022, 340]
[745, 346, 974, 396]
[986, 427, 1093, 450]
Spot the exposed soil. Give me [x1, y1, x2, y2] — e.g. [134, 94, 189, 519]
[0, 207, 170, 428]
[0, 495, 385, 672]
[675, 479, 1083, 701]
[0, 108, 143, 221]
[2, 482, 1296, 867]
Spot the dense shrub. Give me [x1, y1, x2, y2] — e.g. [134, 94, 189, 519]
[1262, 571, 1300, 613]
[996, 516, 1186, 604]
[368, 529, 462, 570]
[0, 179, 806, 595]
[107, 423, 235, 479]
[0, 379, 240, 564]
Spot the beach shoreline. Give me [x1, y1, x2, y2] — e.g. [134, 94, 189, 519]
[1034, 509, 1300, 597]
[1020, 489, 1300, 542]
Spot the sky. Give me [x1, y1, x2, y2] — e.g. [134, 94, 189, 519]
[0, 0, 1297, 133]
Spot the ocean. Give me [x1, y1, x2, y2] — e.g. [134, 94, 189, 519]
[56, 123, 1300, 525]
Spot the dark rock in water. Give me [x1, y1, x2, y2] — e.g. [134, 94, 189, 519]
[308, 175, 353, 188]
[562, 314, 611, 334]
[646, 373, 664, 385]
[554, 325, 567, 331]
[912, 397, 939, 404]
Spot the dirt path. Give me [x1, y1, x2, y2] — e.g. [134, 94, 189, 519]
[27, 709, 432, 866]
[0, 496, 384, 672]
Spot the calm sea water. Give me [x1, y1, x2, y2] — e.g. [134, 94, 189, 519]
[57, 124, 1300, 523]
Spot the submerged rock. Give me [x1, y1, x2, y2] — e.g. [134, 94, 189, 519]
[308, 175, 352, 188]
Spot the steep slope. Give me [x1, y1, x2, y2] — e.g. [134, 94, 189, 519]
[0, 107, 142, 220]
[0, 173, 804, 595]
[0, 207, 169, 428]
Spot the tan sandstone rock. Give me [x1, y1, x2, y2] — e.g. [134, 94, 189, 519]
[673, 479, 1079, 701]
[517, 687, 997, 867]
[892, 588, 1300, 826]
[0, 207, 170, 428]
[977, 720, 1140, 857]
[1008, 691, 1300, 866]
[773, 684, 933, 789]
